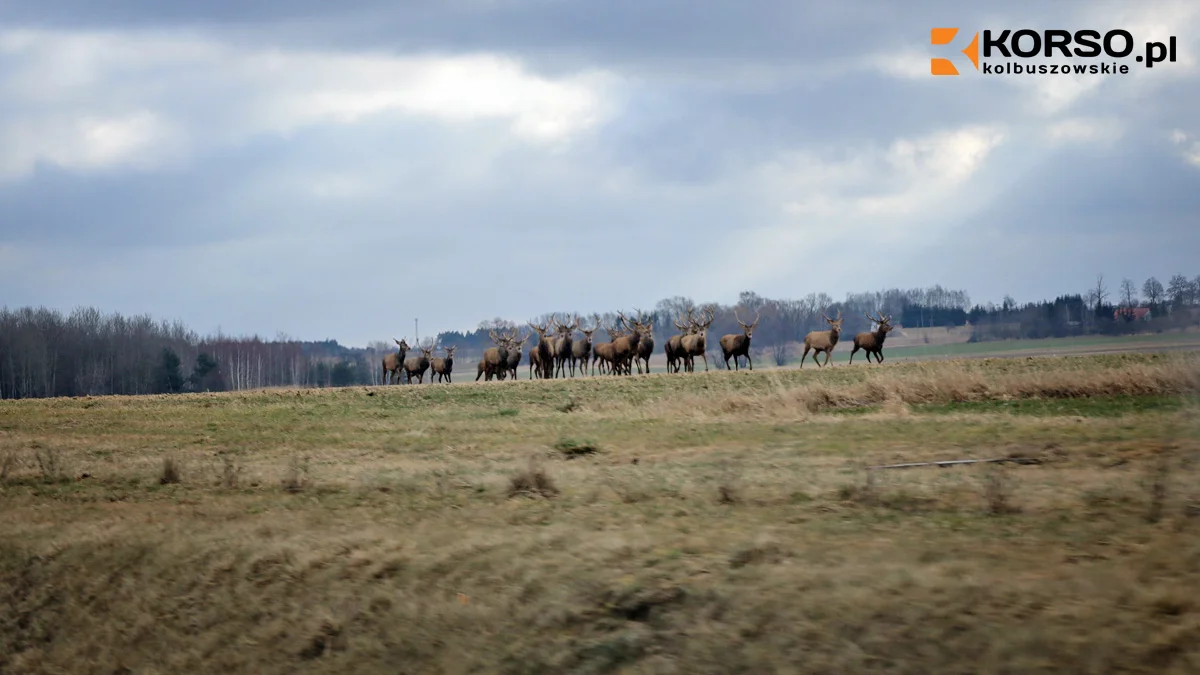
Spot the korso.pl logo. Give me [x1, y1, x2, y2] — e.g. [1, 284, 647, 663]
[931, 28, 1179, 76]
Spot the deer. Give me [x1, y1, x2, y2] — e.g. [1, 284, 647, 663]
[680, 306, 715, 372]
[664, 312, 693, 374]
[610, 312, 645, 376]
[529, 322, 555, 380]
[800, 310, 844, 368]
[382, 337, 409, 384]
[503, 330, 529, 381]
[632, 311, 655, 375]
[403, 341, 435, 383]
[571, 319, 597, 377]
[551, 315, 579, 378]
[591, 320, 620, 376]
[476, 329, 511, 382]
[719, 309, 761, 371]
[849, 312, 895, 365]
[430, 345, 456, 383]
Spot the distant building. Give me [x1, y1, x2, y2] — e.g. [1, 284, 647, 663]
[1113, 307, 1152, 322]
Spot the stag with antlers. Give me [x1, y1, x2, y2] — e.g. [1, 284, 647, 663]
[381, 337, 409, 384]
[849, 312, 895, 365]
[680, 306, 715, 372]
[551, 315, 580, 378]
[719, 309, 760, 371]
[403, 340, 436, 384]
[664, 312, 694, 374]
[800, 310, 843, 368]
[529, 322, 555, 380]
[503, 330, 529, 381]
[476, 329, 512, 382]
[571, 318, 597, 377]
[631, 311, 656, 375]
[430, 345, 456, 383]
[591, 319, 620, 375]
[609, 312, 646, 376]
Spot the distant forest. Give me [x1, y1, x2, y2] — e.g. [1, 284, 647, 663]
[2, 273, 1197, 399]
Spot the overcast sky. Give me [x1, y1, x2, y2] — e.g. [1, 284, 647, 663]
[1, 0, 1197, 345]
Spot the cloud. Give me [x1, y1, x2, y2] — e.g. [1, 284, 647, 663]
[0, 28, 618, 181]
[1171, 129, 1200, 167]
[1, 0, 1199, 344]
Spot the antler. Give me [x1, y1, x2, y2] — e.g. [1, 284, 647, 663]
[736, 309, 761, 329]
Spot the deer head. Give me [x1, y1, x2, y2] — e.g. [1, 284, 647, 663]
[867, 312, 895, 334]
[823, 310, 844, 335]
[691, 306, 715, 332]
[735, 309, 760, 339]
[442, 345, 457, 358]
[394, 337, 409, 352]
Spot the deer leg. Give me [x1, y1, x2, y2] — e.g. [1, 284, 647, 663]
[746, 353, 753, 370]
[849, 346, 857, 364]
[800, 347, 809, 369]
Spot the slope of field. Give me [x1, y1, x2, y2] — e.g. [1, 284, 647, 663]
[2, 354, 1200, 674]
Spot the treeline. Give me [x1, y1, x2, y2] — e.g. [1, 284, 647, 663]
[0, 307, 392, 399]
[2, 274, 1197, 399]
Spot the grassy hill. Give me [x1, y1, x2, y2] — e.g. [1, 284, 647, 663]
[2, 353, 1199, 673]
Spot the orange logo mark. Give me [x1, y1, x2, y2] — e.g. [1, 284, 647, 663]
[931, 28, 980, 75]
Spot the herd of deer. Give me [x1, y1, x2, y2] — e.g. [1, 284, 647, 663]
[381, 308, 897, 385]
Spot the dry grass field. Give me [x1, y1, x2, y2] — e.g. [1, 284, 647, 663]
[3, 353, 1200, 674]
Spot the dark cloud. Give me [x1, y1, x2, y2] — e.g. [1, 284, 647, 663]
[1, 0, 1197, 343]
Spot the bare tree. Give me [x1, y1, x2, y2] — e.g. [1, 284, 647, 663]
[1119, 278, 1138, 308]
[1167, 274, 1190, 308]
[1142, 277, 1164, 310]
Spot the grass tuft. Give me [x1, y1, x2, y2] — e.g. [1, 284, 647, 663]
[159, 456, 182, 485]
[507, 460, 559, 498]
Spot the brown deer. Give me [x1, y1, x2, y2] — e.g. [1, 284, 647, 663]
[382, 337, 409, 384]
[719, 309, 760, 371]
[664, 313, 693, 373]
[571, 319, 597, 377]
[591, 320, 619, 375]
[632, 311, 655, 374]
[849, 312, 895, 365]
[430, 345, 456, 383]
[529, 347, 543, 379]
[476, 329, 511, 382]
[610, 312, 644, 376]
[680, 306, 715, 372]
[529, 322, 554, 380]
[403, 341, 436, 383]
[800, 310, 844, 368]
[504, 330, 528, 381]
[551, 315, 579, 378]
